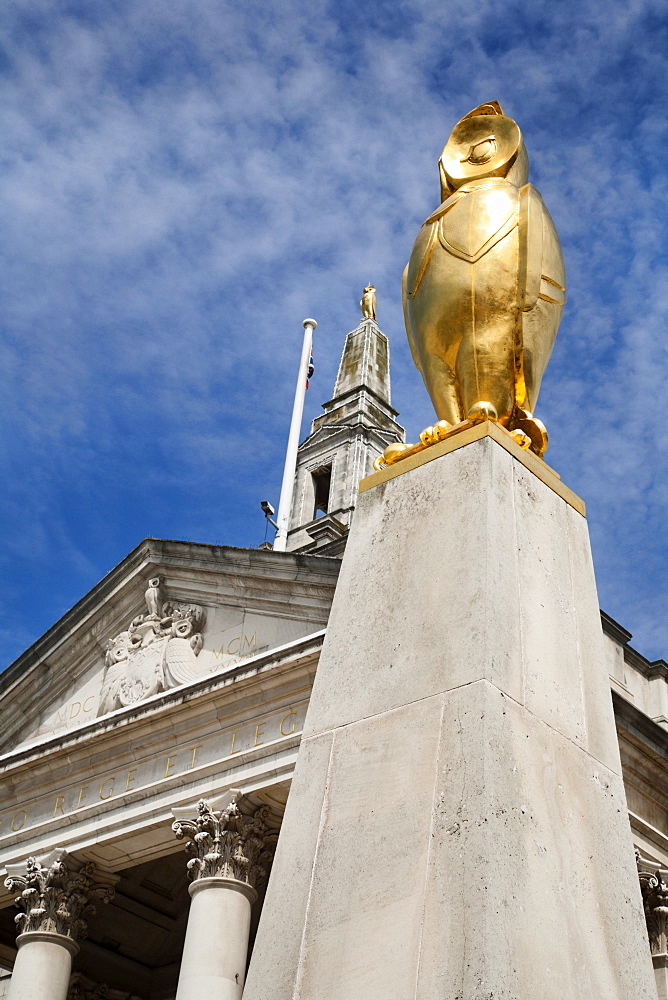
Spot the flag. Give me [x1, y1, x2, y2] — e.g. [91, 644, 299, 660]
[306, 353, 315, 389]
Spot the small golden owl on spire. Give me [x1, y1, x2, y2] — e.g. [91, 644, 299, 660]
[360, 284, 377, 321]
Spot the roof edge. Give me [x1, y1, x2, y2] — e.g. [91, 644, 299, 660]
[0, 538, 340, 697]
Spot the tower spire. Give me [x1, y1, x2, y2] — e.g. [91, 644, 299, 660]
[285, 294, 404, 554]
[332, 314, 392, 404]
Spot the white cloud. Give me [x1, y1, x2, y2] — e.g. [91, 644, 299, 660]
[0, 0, 666, 662]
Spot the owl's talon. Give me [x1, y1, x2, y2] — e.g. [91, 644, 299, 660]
[511, 410, 549, 456]
[467, 402, 498, 423]
[510, 429, 532, 450]
[380, 442, 410, 468]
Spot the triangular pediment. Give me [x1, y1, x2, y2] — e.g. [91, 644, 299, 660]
[0, 538, 340, 755]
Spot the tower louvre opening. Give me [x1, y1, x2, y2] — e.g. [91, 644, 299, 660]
[312, 465, 332, 517]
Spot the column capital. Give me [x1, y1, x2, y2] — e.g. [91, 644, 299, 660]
[637, 850, 668, 955]
[4, 851, 114, 944]
[172, 792, 278, 891]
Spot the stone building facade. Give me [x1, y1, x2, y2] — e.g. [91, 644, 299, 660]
[0, 314, 665, 999]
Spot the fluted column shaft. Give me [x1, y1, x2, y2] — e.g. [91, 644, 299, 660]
[172, 793, 276, 1000]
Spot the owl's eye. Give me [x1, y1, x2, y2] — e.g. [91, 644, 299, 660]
[462, 137, 496, 164]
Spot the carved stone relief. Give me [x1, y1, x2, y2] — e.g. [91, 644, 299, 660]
[4, 851, 114, 942]
[98, 577, 205, 715]
[172, 793, 277, 891]
[68, 973, 142, 1000]
[68, 977, 108, 1000]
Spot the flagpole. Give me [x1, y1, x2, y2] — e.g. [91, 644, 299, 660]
[273, 318, 317, 552]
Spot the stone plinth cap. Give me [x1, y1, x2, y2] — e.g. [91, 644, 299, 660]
[360, 420, 585, 516]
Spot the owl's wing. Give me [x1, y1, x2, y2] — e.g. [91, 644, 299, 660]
[402, 263, 422, 372]
[518, 184, 566, 412]
[163, 638, 200, 688]
[518, 184, 566, 312]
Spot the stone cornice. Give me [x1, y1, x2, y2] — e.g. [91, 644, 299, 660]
[299, 422, 404, 450]
[613, 690, 668, 766]
[600, 610, 633, 645]
[319, 384, 401, 418]
[601, 611, 667, 680]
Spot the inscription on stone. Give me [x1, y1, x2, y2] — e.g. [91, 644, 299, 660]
[0, 703, 306, 842]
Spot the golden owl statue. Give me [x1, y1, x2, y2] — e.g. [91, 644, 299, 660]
[402, 101, 565, 454]
[360, 284, 377, 320]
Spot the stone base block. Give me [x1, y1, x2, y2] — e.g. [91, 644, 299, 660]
[244, 436, 656, 1000]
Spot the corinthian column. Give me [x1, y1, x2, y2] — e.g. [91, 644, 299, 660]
[172, 792, 276, 1000]
[4, 851, 114, 1000]
[637, 851, 668, 1000]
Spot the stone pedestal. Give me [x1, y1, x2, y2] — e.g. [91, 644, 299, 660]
[244, 431, 657, 1000]
[175, 878, 256, 1000]
[8, 931, 78, 1000]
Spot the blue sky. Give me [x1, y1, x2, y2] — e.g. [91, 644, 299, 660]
[0, 0, 666, 666]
